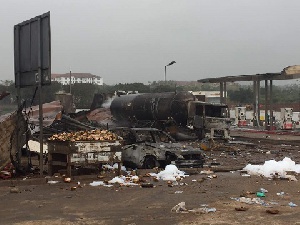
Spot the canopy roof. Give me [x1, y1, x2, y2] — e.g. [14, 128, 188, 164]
[197, 65, 300, 83]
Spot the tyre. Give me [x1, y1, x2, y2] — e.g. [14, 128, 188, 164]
[143, 156, 158, 169]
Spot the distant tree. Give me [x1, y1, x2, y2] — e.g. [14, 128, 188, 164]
[69, 83, 99, 109]
[2, 79, 299, 110]
[113, 82, 150, 93]
[228, 87, 253, 104]
[0, 80, 14, 86]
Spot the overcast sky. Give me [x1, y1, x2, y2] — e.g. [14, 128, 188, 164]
[1, 0, 300, 85]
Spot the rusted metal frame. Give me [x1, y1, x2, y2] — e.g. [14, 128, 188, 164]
[220, 82, 224, 104]
[252, 78, 261, 127]
[224, 82, 227, 105]
[264, 80, 269, 130]
[257, 80, 261, 126]
[67, 154, 71, 177]
[269, 80, 273, 130]
[253, 80, 257, 126]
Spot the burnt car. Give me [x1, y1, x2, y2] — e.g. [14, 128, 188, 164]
[112, 127, 205, 169]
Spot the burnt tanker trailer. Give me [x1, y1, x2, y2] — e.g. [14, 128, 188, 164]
[110, 91, 231, 140]
[110, 92, 195, 127]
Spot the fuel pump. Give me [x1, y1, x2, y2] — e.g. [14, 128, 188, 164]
[235, 107, 247, 127]
[280, 108, 293, 130]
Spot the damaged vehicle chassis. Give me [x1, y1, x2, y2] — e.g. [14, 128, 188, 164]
[112, 127, 205, 169]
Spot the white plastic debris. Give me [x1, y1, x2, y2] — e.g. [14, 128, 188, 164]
[90, 175, 139, 187]
[231, 197, 269, 206]
[188, 207, 216, 214]
[90, 181, 105, 186]
[241, 174, 251, 177]
[149, 165, 187, 181]
[259, 188, 268, 193]
[47, 180, 59, 184]
[243, 157, 300, 178]
[200, 170, 214, 175]
[108, 176, 139, 186]
[102, 163, 127, 171]
[171, 202, 187, 213]
[108, 177, 125, 184]
[288, 202, 298, 207]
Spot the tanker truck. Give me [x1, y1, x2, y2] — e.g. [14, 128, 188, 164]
[110, 91, 231, 140]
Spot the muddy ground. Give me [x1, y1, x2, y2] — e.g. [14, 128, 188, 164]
[1, 130, 300, 225]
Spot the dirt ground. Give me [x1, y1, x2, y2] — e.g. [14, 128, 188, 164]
[1, 130, 300, 225]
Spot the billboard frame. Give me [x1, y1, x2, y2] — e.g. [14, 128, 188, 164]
[14, 11, 51, 88]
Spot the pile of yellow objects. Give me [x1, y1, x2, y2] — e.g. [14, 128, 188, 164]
[48, 129, 120, 142]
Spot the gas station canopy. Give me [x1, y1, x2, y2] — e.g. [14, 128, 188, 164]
[197, 65, 300, 83]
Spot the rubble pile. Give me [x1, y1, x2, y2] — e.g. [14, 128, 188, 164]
[48, 129, 121, 142]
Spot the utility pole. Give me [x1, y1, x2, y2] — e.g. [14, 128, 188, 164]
[69, 70, 72, 94]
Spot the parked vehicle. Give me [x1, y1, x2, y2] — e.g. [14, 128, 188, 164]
[111, 127, 205, 169]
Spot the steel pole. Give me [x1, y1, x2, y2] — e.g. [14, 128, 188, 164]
[69, 70, 72, 93]
[38, 18, 44, 177]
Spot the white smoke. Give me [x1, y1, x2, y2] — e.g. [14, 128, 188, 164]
[101, 96, 116, 109]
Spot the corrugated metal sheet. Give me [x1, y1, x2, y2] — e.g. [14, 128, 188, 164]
[0, 110, 27, 169]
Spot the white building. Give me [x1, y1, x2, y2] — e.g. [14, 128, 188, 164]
[51, 73, 103, 85]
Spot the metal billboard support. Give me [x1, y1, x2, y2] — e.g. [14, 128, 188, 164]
[38, 18, 44, 176]
[14, 12, 51, 177]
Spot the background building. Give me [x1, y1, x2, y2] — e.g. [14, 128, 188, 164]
[51, 73, 103, 85]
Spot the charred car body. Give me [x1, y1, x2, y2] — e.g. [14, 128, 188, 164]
[112, 127, 205, 169]
[110, 91, 230, 139]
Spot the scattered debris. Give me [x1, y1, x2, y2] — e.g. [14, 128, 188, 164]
[10, 187, 20, 193]
[235, 206, 248, 211]
[231, 197, 269, 206]
[0, 163, 14, 179]
[0, 170, 11, 179]
[171, 202, 188, 213]
[70, 187, 77, 191]
[256, 192, 265, 197]
[188, 207, 216, 214]
[141, 183, 154, 188]
[90, 181, 105, 187]
[102, 163, 127, 172]
[266, 209, 279, 214]
[200, 170, 214, 175]
[259, 188, 268, 193]
[171, 202, 216, 214]
[64, 177, 71, 183]
[47, 180, 59, 184]
[288, 202, 297, 207]
[241, 174, 251, 177]
[207, 174, 217, 179]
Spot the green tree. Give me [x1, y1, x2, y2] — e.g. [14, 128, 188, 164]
[68, 83, 99, 109]
[228, 87, 253, 104]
